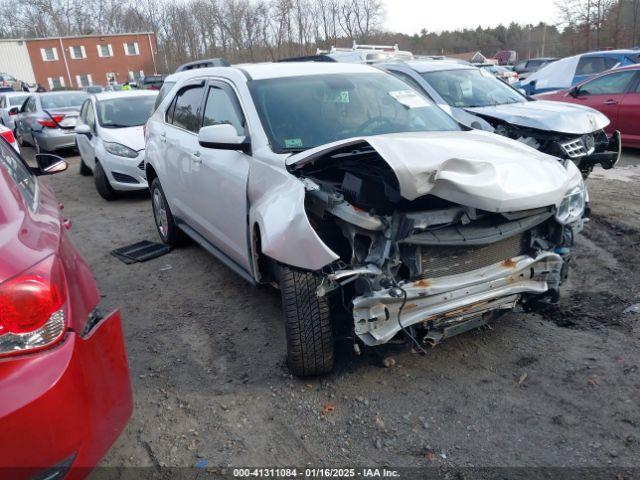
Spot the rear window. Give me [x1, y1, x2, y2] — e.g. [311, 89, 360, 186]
[8, 95, 28, 106]
[41, 92, 88, 109]
[576, 56, 620, 76]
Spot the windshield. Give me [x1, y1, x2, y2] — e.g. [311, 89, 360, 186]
[41, 92, 88, 109]
[8, 95, 28, 106]
[422, 69, 526, 108]
[249, 72, 461, 153]
[97, 95, 157, 128]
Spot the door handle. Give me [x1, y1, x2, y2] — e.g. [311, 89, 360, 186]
[191, 151, 202, 164]
[159, 132, 166, 143]
[603, 99, 619, 105]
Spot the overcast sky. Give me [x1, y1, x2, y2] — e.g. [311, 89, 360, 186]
[384, 0, 560, 34]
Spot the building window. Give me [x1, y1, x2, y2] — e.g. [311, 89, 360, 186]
[123, 42, 139, 56]
[47, 77, 65, 90]
[106, 72, 116, 84]
[75, 74, 93, 87]
[69, 45, 86, 59]
[41, 47, 58, 62]
[97, 44, 113, 58]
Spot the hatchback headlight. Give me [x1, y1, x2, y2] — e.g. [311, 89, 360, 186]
[555, 181, 586, 224]
[104, 141, 138, 158]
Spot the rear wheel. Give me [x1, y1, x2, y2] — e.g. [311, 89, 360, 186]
[94, 161, 117, 201]
[32, 133, 46, 154]
[151, 178, 185, 245]
[79, 158, 92, 176]
[15, 128, 26, 147]
[280, 266, 334, 377]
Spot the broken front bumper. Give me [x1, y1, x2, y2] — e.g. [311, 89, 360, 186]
[352, 252, 563, 346]
[584, 130, 621, 170]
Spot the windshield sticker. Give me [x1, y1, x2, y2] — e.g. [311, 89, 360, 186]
[388, 90, 430, 109]
[324, 90, 350, 103]
[285, 138, 304, 148]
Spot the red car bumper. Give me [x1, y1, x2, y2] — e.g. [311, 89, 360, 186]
[0, 310, 132, 480]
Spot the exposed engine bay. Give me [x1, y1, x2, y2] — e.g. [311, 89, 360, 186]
[289, 141, 584, 348]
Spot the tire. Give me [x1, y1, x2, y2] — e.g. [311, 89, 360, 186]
[15, 128, 26, 147]
[150, 177, 185, 245]
[79, 157, 92, 176]
[94, 161, 118, 201]
[280, 266, 334, 377]
[32, 132, 46, 154]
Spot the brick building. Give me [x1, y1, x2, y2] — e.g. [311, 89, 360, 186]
[0, 32, 158, 90]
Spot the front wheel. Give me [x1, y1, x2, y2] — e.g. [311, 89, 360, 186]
[280, 266, 334, 377]
[79, 157, 92, 176]
[94, 161, 117, 201]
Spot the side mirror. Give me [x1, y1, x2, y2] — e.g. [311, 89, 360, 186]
[8, 107, 19, 116]
[568, 86, 579, 98]
[74, 124, 92, 136]
[198, 124, 250, 153]
[34, 153, 67, 176]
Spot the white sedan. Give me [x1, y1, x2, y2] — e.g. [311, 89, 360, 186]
[75, 90, 158, 200]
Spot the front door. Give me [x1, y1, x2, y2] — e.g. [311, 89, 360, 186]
[572, 69, 637, 134]
[76, 99, 98, 167]
[187, 80, 251, 271]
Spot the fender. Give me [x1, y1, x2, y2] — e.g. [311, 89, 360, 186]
[248, 160, 338, 272]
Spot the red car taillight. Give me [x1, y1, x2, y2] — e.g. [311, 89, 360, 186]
[0, 129, 15, 144]
[0, 255, 67, 357]
[37, 115, 65, 128]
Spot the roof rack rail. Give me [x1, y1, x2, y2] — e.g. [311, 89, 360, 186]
[175, 58, 230, 72]
[278, 54, 337, 63]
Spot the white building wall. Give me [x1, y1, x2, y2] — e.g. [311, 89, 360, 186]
[0, 40, 36, 84]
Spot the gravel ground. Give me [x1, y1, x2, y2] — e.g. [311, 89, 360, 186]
[22, 147, 640, 474]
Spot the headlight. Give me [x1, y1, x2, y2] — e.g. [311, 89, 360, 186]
[555, 182, 586, 224]
[104, 141, 138, 158]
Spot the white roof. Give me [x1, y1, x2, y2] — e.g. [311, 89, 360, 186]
[93, 90, 158, 101]
[236, 62, 379, 80]
[165, 62, 381, 83]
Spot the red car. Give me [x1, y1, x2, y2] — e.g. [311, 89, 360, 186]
[0, 139, 132, 479]
[535, 65, 640, 148]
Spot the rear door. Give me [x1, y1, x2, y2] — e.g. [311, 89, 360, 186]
[617, 73, 640, 145]
[162, 80, 206, 221]
[186, 79, 251, 270]
[573, 69, 637, 133]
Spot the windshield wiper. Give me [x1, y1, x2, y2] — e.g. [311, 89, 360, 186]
[281, 147, 308, 154]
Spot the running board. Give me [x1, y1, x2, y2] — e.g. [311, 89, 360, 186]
[176, 221, 256, 285]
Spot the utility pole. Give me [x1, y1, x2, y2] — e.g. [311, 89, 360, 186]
[541, 23, 547, 57]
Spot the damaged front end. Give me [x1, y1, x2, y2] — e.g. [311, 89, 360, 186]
[487, 121, 621, 178]
[288, 133, 584, 349]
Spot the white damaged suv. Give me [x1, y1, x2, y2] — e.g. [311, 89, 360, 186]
[145, 62, 586, 376]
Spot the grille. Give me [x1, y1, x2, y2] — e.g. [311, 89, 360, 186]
[560, 134, 595, 159]
[111, 172, 139, 184]
[419, 234, 526, 278]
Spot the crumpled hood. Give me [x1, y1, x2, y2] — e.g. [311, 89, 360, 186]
[287, 130, 582, 213]
[100, 126, 146, 151]
[465, 100, 609, 134]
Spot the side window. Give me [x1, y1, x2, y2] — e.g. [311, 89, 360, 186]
[576, 56, 619, 76]
[154, 81, 176, 111]
[170, 85, 205, 132]
[0, 136, 37, 208]
[0, 97, 5, 108]
[202, 84, 246, 136]
[79, 99, 89, 122]
[391, 71, 433, 100]
[580, 71, 637, 95]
